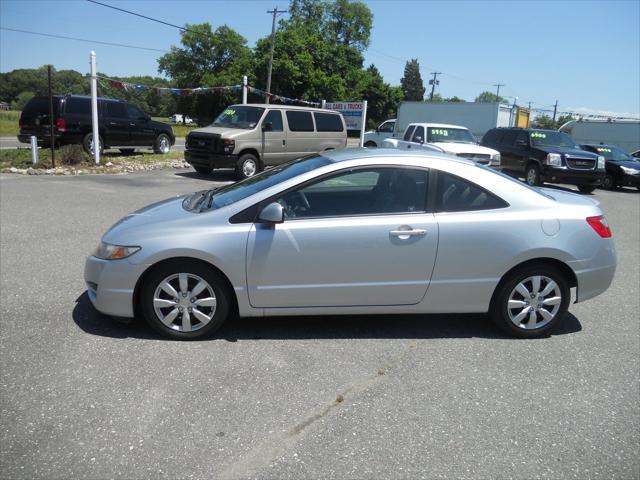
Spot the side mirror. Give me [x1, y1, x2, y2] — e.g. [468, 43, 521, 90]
[262, 122, 273, 132]
[258, 202, 284, 224]
[145, 114, 151, 121]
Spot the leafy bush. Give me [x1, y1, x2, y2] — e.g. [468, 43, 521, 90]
[59, 144, 89, 165]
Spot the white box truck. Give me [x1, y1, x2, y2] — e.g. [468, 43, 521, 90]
[559, 119, 640, 153]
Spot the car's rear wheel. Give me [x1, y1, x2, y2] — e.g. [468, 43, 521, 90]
[490, 265, 570, 338]
[601, 174, 616, 190]
[525, 164, 541, 186]
[141, 260, 230, 340]
[364, 141, 377, 148]
[578, 185, 596, 194]
[236, 153, 259, 180]
[194, 166, 212, 175]
[82, 132, 104, 156]
[153, 133, 171, 154]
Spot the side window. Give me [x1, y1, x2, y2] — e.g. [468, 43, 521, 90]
[263, 110, 283, 131]
[403, 126, 416, 141]
[65, 98, 91, 115]
[314, 112, 344, 132]
[436, 171, 508, 213]
[126, 104, 145, 120]
[286, 111, 314, 132]
[412, 126, 425, 143]
[379, 121, 395, 133]
[515, 131, 528, 146]
[501, 131, 518, 147]
[276, 167, 429, 219]
[106, 102, 127, 118]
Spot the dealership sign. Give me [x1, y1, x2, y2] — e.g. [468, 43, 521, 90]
[324, 102, 365, 130]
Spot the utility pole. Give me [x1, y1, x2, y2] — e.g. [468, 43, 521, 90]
[552, 100, 559, 122]
[428, 72, 441, 101]
[493, 83, 504, 100]
[266, 6, 287, 104]
[527, 101, 534, 110]
[47, 65, 55, 167]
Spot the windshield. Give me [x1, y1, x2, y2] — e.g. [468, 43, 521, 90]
[529, 131, 577, 148]
[592, 145, 637, 162]
[212, 106, 265, 129]
[427, 127, 476, 144]
[198, 155, 332, 211]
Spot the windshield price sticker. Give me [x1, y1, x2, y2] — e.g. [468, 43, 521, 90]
[596, 147, 612, 153]
[531, 132, 547, 138]
[431, 129, 449, 136]
[223, 108, 236, 116]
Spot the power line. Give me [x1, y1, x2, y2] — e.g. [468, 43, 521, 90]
[0, 27, 168, 52]
[86, 0, 201, 35]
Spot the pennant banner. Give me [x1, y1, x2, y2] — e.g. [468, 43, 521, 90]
[247, 86, 320, 107]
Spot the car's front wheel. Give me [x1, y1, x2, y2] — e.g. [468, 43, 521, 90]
[364, 141, 377, 148]
[153, 133, 172, 154]
[490, 265, 570, 338]
[141, 260, 231, 340]
[236, 153, 260, 180]
[601, 174, 616, 190]
[525, 164, 541, 186]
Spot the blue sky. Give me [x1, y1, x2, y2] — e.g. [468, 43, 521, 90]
[1, 0, 639, 117]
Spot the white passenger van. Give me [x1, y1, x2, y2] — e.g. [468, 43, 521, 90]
[185, 104, 347, 179]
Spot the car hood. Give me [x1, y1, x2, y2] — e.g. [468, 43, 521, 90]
[539, 146, 599, 158]
[608, 159, 640, 170]
[102, 195, 192, 242]
[432, 143, 499, 155]
[188, 126, 254, 138]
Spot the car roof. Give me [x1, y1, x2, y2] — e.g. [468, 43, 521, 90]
[408, 122, 468, 129]
[581, 143, 617, 148]
[232, 103, 341, 113]
[321, 147, 475, 166]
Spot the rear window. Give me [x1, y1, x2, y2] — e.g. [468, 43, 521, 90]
[22, 97, 59, 116]
[403, 125, 416, 141]
[106, 102, 127, 118]
[286, 111, 315, 132]
[313, 112, 343, 132]
[64, 97, 91, 115]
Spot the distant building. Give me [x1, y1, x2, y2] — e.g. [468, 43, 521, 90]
[0, 102, 10, 111]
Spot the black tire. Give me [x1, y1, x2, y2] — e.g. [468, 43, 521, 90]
[525, 164, 541, 186]
[601, 174, 616, 190]
[141, 259, 231, 340]
[236, 153, 260, 180]
[153, 133, 172, 154]
[194, 166, 213, 175]
[82, 132, 104, 156]
[578, 185, 596, 194]
[364, 141, 377, 148]
[119, 148, 135, 155]
[490, 265, 570, 339]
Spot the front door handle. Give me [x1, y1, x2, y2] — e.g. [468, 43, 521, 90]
[389, 228, 427, 239]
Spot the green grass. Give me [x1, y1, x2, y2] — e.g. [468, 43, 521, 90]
[152, 117, 197, 138]
[0, 111, 20, 137]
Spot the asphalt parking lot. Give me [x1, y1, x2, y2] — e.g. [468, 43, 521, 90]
[1, 168, 638, 479]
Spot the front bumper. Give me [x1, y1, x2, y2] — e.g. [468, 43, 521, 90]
[84, 255, 148, 318]
[542, 166, 604, 186]
[184, 150, 238, 169]
[621, 172, 640, 187]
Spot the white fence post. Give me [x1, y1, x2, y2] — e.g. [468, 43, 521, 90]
[90, 51, 100, 164]
[359, 100, 368, 147]
[242, 75, 248, 104]
[30, 136, 38, 165]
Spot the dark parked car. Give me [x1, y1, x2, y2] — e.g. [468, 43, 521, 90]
[580, 144, 640, 190]
[482, 127, 605, 193]
[18, 95, 175, 155]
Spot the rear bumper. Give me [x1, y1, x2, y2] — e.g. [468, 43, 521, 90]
[569, 239, 617, 303]
[185, 150, 238, 168]
[542, 166, 604, 186]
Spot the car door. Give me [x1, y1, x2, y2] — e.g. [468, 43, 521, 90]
[260, 109, 287, 165]
[498, 130, 518, 171]
[246, 166, 439, 308]
[104, 101, 131, 146]
[126, 103, 155, 146]
[284, 110, 315, 161]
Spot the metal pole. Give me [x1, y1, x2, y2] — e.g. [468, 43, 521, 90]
[266, 6, 286, 104]
[90, 51, 100, 164]
[31, 136, 38, 165]
[359, 100, 368, 148]
[493, 83, 504, 101]
[429, 72, 441, 101]
[552, 100, 558, 123]
[321, 99, 326, 109]
[48, 65, 55, 167]
[242, 75, 247, 104]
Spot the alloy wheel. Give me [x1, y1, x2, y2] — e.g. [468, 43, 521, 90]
[159, 136, 170, 153]
[152, 273, 217, 332]
[242, 159, 257, 177]
[507, 275, 561, 330]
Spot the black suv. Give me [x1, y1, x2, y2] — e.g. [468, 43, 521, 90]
[580, 144, 640, 190]
[482, 127, 604, 193]
[18, 95, 175, 155]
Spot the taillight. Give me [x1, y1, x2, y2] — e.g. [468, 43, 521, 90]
[55, 118, 66, 132]
[586, 215, 612, 238]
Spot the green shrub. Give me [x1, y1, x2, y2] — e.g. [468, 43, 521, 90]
[59, 144, 89, 165]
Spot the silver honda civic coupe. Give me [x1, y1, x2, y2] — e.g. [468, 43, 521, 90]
[84, 149, 617, 340]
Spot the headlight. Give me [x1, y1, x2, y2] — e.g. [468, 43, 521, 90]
[621, 166, 640, 174]
[545, 153, 562, 167]
[597, 155, 605, 170]
[222, 139, 235, 153]
[94, 242, 141, 260]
